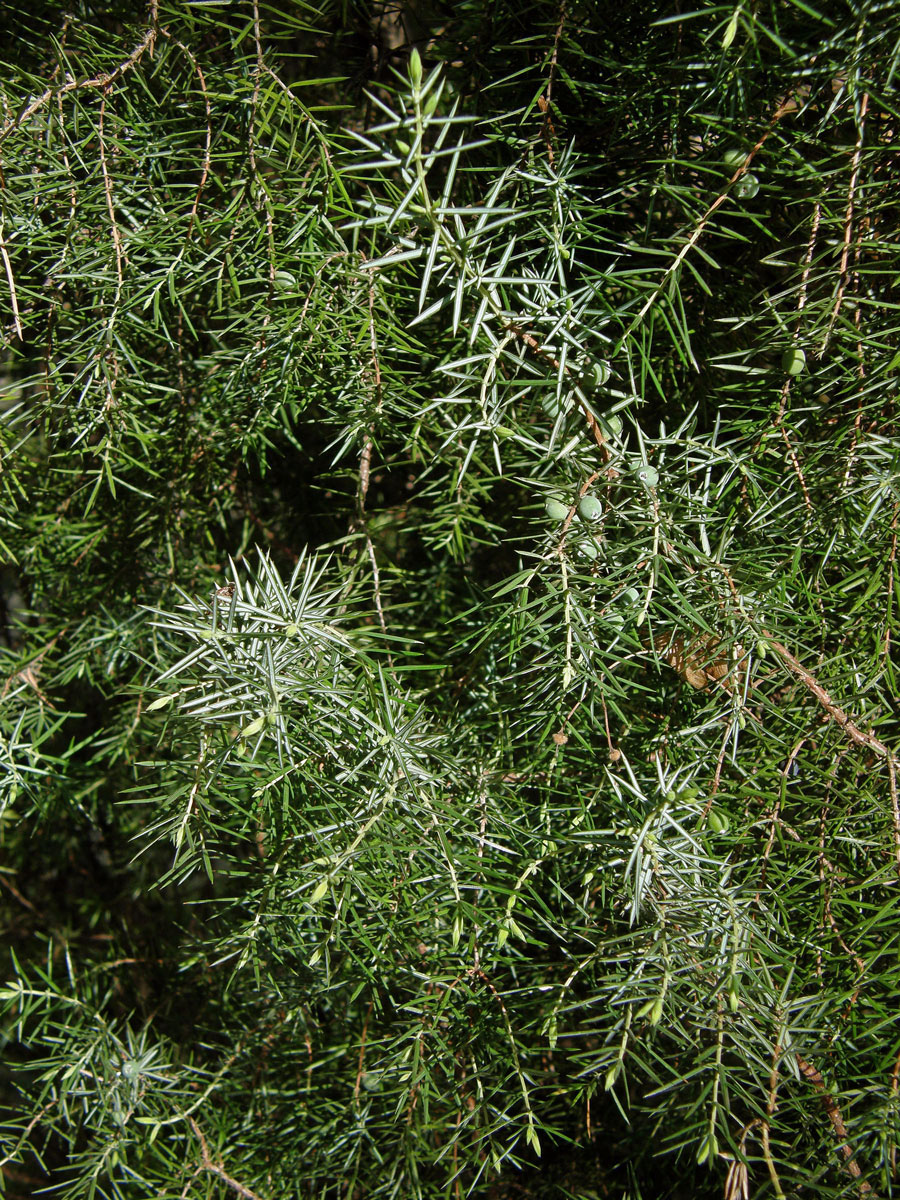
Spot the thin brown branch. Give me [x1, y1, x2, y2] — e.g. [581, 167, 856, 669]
[0, 872, 38, 913]
[821, 92, 869, 355]
[891, 1045, 900, 1178]
[159, 32, 212, 243]
[714, 566, 898, 769]
[764, 635, 898, 769]
[187, 1117, 268, 1200]
[795, 1054, 875, 1194]
[98, 92, 125, 379]
[538, 2, 567, 171]
[818, 788, 867, 990]
[246, 0, 276, 332]
[349, 261, 392, 653]
[883, 506, 897, 667]
[545, 1, 567, 107]
[0, 3, 159, 148]
[540, 0, 566, 174]
[775, 199, 821, 427]
[0, 1101, 57, 1172]
[624, 88, 801, 343]
[780, 425, 813, 514]
[506, 322, 611, 459]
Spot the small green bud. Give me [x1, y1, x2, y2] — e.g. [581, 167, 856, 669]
[722, 147, 745, 167]
[636, 464, 659, 487]
[408, 48, 423, 91]
[733, 173, 760, 199]
[545, 497, 569, 522]
[781, 347, 806, 376]
[284, 623, 300, 637]
[696, 1132, 719, 1165]
[577, 361, 610, 392]
[577, 494, 604, 522]
[273, 270, 296, 292]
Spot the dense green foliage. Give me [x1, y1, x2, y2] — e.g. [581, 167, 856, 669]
[2, 1, 900, 1196]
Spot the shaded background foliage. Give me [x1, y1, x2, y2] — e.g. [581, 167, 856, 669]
[1, 1, 899, 1197]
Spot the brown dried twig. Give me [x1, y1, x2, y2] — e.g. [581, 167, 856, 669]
[98, 93, 125, 300]
[624, 88, 802, 342]
[159, 32, 212, 244]
[764, 634, 899, 770]
[795, 1053, 875, 1195]
[184, 1118, 268, 1200]
[775, 200, 821, 428]
[821, 92, 869, 356]
[713, 566, 899, 770]
[0, 2, 159, 148]
[351, 262, 391, 654]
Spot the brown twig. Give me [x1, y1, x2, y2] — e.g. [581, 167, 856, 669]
[891, 1044, 900, 1178]
[763, 635, 898, 769]
[818, 780, 867, 993]
[185, 1118, 268, 1200]
[159, 32, 212, 243]
[775, 200, 821, 428]
[248, 0, 276, 300]
[504, 321, 611, 459]
[555, 471, 601, 548]
[821, 92, 869, 356]
[351, 263, 392, 653]
[0, 872, 38, 913]
[0, 1101, 58, 1173]
[883, 505, 898, 668]
[795, 1053, 875, 1194]
[537, 3, 567, 167]
[713, 565, 898, 770]
[780, 425, 814, 514]
[471, 780, 488, 970]
[98, 89, 124, 414]
[0, 3, 159, 148]
[623, 89, 801, 344]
